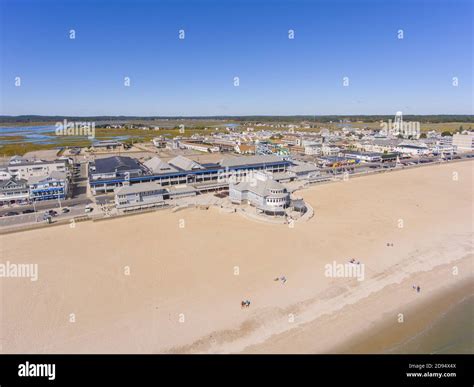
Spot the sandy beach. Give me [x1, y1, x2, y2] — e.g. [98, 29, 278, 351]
[0, 161, 472, 354]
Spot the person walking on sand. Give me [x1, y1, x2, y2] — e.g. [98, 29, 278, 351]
[417, 286, 421, 293]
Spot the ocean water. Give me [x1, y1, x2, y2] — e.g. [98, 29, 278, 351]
[387, 295, 474, 354]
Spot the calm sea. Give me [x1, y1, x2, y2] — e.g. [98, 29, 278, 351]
[387, 294, 474, 354]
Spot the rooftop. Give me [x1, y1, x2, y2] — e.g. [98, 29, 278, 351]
[28, 171, 67, 185]
[219, 155, 286, 168]
[93, 156, 144, 174]
[168, 155, 204, 171]
[143, 157, 178, 174]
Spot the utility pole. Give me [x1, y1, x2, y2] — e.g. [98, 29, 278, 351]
[33, 200, 38, 222]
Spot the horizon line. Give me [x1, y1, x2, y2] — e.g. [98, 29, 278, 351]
[2, 114, 474, 119]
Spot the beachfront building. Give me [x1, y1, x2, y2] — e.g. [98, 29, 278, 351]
[89, 154, 291, 195]
[0, 178, 29, 205]
[288, 161, 329, 182]
[28, 171, 69, 201]
[432, 137, 455, 155]
[5, 158, 68, 180]
[229, 172, 290, 216]
[343, 151, 382, 163]
[89, 156, 148, 194]
[394, 142, 430, 155]
[114, 182, 197, 212]
[452, 133, 474, 152]
[115, 183, 167, 211]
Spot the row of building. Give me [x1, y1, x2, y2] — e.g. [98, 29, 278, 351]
[90, 155, 318, 215]
[0, 158, 69, 205]
[89, 154, 294, 195]
[113, 168, 302, 216]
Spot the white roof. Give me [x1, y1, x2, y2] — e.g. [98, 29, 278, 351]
[143, 157, 178, 174]
[231, 177, 286, 197]
[219, 155, 284, 168]
[168, 155, 204, 171]
[28, 171, 67, 185]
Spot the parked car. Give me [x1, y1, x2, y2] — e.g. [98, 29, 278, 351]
[22, 209, 35, 214]
[4, 211, 19, 217]
[45, 209, 58, 217]
[62, 208, 70, 213]
[85, 206, 93, 213]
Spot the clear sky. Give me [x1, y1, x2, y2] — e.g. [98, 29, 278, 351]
[0, 0, 472, 116]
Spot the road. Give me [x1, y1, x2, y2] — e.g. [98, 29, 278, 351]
[0, 204, 89, 230]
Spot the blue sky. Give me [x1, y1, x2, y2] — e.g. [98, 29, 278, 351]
[0, 0, 472, 116]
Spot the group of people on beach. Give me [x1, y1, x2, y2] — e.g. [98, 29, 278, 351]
[274, 275, 287, 284]
[241, 275, 289, 309]
[412, 284, 421, 293]
[242, 275, 289, 309]
[241, 300, 251, 308]
[349, 258, 361, 265]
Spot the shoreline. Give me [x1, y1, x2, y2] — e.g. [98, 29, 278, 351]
[240, 257, 473, 354]
[332, 277, 473, 354]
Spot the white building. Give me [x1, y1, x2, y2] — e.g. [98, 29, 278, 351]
[343, 151, 382, 163]
[321, 144, 340, 156]
[6, 159, 67, 180]
[0, 178, 29, 205]
[395, 142, 430, 155]
[229, 172, 290, 215]
[452, 133, 474, 152]
[152, 137, 167, 148]
[179, 141, 219, 153]
[114, 183, 197, 212]
[304, 144, 322, 155]
[28, 171, 69, 201]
